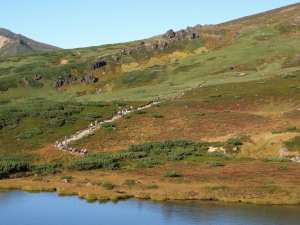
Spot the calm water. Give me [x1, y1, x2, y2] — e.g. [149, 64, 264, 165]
[0, 191, 299, 225]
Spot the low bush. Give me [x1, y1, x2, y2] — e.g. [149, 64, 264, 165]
[209, 111, 217, 114]
[271, 130, 283, 134]
[205, 161, 223, 166]
[227, 138, 243, 145]
[260, 157, 292, 162]
[29, 162, 62, 174]
[151, 113, 164, 118]
[15, 127, 42, 139]
[134, 110, 146, 114]
[112, 100, 127, 106]
[146, 185, 158, 189]
[206, 152, 235, 160]
[137, 158, 161, 168]
[277, 165, 289, 171]
[285, 126, 297, 131]
[196, 113, 205, 116]
[283, 75, 296, 79]
[163, 171, 181, 177]
[101, 122, 116, 130]
[123, 179, 138, 186]
[0, 159, 29, 177]
[101, 181, 114, 190]
[122, 114, 131, 119]
[60, 175, 73, 180]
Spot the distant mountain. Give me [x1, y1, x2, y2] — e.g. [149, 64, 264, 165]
[0, 28, 61, 57]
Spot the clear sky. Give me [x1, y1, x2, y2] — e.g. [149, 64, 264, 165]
[1, 0, 299, 49]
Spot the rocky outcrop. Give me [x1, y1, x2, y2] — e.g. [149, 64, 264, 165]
[84, 74, 97, 84]
[53, 74, 97, 88]
[164, 29, 176, 39]
[88, 60, 107, 70]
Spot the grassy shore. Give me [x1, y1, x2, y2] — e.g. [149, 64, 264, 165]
[1, 159, 299, 205]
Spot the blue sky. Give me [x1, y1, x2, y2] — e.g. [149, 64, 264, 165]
[1, 0, 299, 49]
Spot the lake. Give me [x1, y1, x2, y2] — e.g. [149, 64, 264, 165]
[0, 191, 299, 225]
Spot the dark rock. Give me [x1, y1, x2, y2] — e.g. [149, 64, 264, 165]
[33, 74, 42, 80]
[84, 74, 97, 84]
[226, 66, 234, 72]
[88, 60, 107, 70]
[63, 76, 76, 85]
[164, 29, 176, 39]
[188, 33, 197, 40]
[150, 41, 159, 50]
[78, 76, 85, 83]
[53, 79, 64, 88]
[138, 41, 145, 45]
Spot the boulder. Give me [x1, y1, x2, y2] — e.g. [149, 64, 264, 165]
[60, 179, 69, 183]
[63, 76, 76, 85]
[33, 74, 42, 80]
[278, 146, 289, 154]
[226, 66, 234, 72]
[84, 74, 97, 84]
[21, 77, 30, 88]
[291, 154, 300, 162]
[236, 72, 246, 77]
[112, 55, 119, 61]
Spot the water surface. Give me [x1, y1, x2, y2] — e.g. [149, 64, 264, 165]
[0, 191, 299, 225]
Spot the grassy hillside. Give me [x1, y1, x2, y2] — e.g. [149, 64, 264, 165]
[0, 3, 299, 204]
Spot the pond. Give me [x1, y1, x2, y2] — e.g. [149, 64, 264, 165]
[0, 191, 299, 225]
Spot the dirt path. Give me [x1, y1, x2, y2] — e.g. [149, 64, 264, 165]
[54, 91, 186, 154]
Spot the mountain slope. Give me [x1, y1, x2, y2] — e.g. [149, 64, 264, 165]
[0, 28, 61, 57]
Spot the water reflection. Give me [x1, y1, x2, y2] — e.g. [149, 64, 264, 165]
[0, 191, 299, 225]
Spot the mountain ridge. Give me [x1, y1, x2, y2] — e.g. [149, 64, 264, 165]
[0, 27, 61, 57]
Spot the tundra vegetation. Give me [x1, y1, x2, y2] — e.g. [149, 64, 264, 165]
[0, 3, 300, 204]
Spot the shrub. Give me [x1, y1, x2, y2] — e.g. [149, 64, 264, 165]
[146, 185, 158, 189]
[29, 162, 62, 174]
[283, 75, 296, 79]
[123, 179, 137, 186]
[227, 138, 243, 145]
[0, 159, 29, 177]
[112, 100, 127, 106]
[196, 113, 205, 116]
[290, 84, 298, 88]
[206, 152, 235, 160]
[260, 157, 292, 162]
[134, 110, 146, 114]
[203, 99, 210, 102]
[47, 118, 65, 127]
[152, 104, 160, 108]
[151, 113, 163, 118]
[285, 126, 297, 131]
[277, 165, 288, 171]
[15, 127, 42, 139]
[205, 161, 223, 166]
[209, 94, 221, 98]
[101, 181, 114, 190]
[234, 95, 241, 99]
[223, 110, 231, 112]
[101, 122, 116, 129]
[137, 158, 161, 168]
[61, 175, 73, 180]
[122, 114, 131, 119]
[209, 111, 217, 114]
[271, 130, 282, 134]
[163, 171, 181, 177]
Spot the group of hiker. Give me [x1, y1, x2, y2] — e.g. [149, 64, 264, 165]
[54, 141, 87, 155]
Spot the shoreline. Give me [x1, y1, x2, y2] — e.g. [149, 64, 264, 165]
[0, 181, 299, 206]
